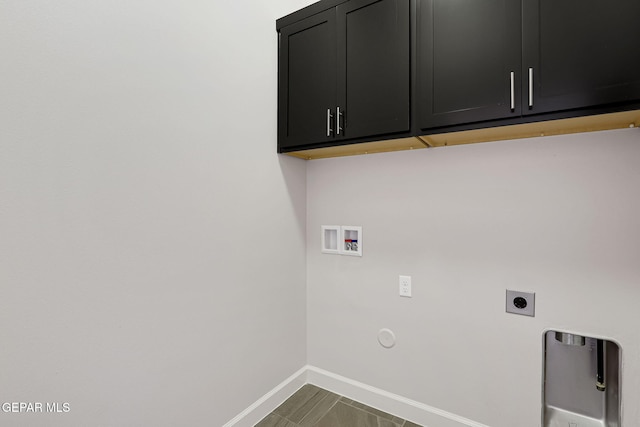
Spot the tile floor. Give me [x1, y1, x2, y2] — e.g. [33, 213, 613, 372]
[255, 384, 422, 427]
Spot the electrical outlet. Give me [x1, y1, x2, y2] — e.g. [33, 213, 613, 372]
[506, 290, 535, 317]
[399, 275, 412, 297]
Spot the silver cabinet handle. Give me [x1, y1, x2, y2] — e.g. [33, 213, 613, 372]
[337, 107, 343, 135]
[528, 67, 534, 108]
[510, 72, 515, 111]
[326, 108, 333, 137]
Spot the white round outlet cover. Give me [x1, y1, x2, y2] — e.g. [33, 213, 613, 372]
[377, 328, 396, 349]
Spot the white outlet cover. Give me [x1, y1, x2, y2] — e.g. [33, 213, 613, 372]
[399, 275, 412, 297]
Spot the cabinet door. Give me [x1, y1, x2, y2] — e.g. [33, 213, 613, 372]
[336, 0, 410, 139]
[522, 0, 640, 115]
[278, 10, 336, 151]
[417, 0, 521, 130]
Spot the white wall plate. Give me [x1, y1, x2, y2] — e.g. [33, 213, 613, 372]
[321, 226, 340, 254]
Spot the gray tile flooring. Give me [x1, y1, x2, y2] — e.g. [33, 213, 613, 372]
[255, 384, 422, 427]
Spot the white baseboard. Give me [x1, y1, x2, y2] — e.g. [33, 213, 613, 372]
[223, 365, 488, 427]
[221, 366, 307, 427]
[306, 366, 489, 427]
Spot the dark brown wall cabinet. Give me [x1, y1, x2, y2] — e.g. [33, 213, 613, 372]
[417, 0, 522, 129]
[417, 0, 640, 132]
[277, 0, 410, 152]
[522, 0, 640, 115]
[278, 0, 640, 156]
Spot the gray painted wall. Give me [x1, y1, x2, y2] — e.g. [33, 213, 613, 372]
[0, 1, 311, 425]
[307, 129, 640, 426]
[4, 1, 640, 426]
